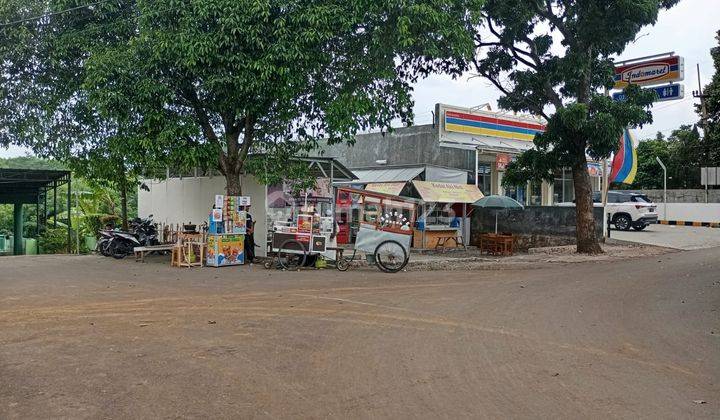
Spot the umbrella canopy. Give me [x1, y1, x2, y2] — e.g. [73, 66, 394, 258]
[472, 195, 525, 209]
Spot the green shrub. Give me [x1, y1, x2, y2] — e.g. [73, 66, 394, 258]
[38, 227, 88, 254]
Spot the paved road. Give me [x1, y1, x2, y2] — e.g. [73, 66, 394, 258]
[612, 224, 720, 250]
[0, 251, 718, 419]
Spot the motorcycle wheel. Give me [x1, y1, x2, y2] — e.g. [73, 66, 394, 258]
[110, 241, 129, 259]
[99, 240, 112, 257]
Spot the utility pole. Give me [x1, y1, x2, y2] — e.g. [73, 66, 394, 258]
[692, 63, 710, 203]
[656, 157, 667, 221]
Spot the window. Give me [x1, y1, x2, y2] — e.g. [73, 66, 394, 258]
[529, 181, 542, 205]
[363, 197, 381, 223]
[631, 195, 651, 203]
[477, 164, 492, 196]
[553, 169, 574, 204]
[504, 185, 525, 203]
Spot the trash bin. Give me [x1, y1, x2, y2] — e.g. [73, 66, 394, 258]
[0, 236, 5, 252]
[25, 238, 38, 255]
[84, 235, 97, 253]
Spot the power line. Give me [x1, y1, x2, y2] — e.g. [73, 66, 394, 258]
[0, 0, 119, 28]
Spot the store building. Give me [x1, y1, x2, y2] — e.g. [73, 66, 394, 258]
[321, 103, 602, 205]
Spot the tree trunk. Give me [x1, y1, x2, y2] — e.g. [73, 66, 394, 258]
[120, 180, 129, 231]
[571, 160, 603, 254]
[117, 160, 129, 231]
[219, 115, 254, 196]
[225, 169, 242, 196]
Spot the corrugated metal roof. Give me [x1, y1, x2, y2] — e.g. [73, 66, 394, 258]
[351, 166, 425, 183]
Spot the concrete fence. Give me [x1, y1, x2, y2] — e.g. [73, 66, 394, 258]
[470, 206, 604, 251]
[639, 189, 720, 203]
[654, 203, 720, 223]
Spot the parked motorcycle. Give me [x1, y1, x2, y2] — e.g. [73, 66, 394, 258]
[96, 228, 115, 256]
[103, 216, 159, 259]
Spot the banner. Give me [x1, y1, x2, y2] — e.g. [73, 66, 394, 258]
[610, 129, 637, 184]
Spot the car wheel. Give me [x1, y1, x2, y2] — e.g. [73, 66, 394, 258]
[614, 214, 632, 231]
[632, 224, 647, 231]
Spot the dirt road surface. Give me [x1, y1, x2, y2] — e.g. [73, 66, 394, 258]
[1, 250, 718, 419]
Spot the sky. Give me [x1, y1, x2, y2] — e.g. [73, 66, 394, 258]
[1, 0, 718, 158]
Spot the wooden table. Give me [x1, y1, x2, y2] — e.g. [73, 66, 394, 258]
[413, 227, 464, 250]
[479, 233, 514, 256]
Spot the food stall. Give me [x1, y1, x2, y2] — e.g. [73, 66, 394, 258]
[410, 181, 484, 249]
[206, 194, 249, 267]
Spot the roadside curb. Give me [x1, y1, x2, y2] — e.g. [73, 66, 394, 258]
[656, 220, 720, 228]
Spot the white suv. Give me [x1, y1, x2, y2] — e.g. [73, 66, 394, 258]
[593, 191, 658, 231]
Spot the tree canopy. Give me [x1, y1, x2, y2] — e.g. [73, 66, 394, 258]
[2, 0, 482, 197]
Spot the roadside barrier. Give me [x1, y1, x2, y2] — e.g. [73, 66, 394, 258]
[656, 220, 720, 228]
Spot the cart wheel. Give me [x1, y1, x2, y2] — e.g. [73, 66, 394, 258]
[278, 239, 307, 271]
[263, 260, 273, 269]
[374, 240, 408, 273]
[336, 258, 350, 272]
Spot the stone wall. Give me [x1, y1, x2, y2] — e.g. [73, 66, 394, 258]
[638, 189, 720, 203]
[470, 206, 604, 251]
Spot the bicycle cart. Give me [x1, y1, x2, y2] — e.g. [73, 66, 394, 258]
[264, 216, 350, 271]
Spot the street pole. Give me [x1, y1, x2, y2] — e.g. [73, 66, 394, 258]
[75, 191, 80, 254]
[692, 63, 710, 203]
[474, 147, 479, 187]
[656, 157, 667, 221]
[602, 159, 609, 239]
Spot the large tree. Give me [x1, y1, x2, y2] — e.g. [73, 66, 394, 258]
[465, 0, 677, 253]
[3, 1, 480, 197]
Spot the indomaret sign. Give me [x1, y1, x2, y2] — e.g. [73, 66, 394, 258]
[613, 55, 684, 89]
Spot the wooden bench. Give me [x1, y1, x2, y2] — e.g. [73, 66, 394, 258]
[134, 244, 176, 262]
[434, 235, 466, 253]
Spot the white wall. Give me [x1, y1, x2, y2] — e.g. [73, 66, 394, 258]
[657, 203, 720, 223]
[138, 175, 268, 256]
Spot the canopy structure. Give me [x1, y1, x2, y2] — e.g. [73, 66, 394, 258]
[351, 166, 425, 184]
[0, 169, 71, 255]
[365, 182, 406, 196]
[293, 156, 356, 181]
[411, 180, 484, 204]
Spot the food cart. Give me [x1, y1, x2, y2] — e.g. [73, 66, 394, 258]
[337, 187, 418, 273]
[206, 195, 249, 267]
[265, 212, 348, 270]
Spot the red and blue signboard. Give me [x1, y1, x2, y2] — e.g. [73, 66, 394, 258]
[613, 55, 684, 89]
[444, 110, 545, 142]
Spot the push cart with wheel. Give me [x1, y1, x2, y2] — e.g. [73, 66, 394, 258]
[337, 187, 418, 273]
[265, 230, 349, 271]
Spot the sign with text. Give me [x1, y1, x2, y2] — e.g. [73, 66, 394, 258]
[612, 83, 684, 102]
[613, 55, 684, 89]
[495, 153, 511, 171]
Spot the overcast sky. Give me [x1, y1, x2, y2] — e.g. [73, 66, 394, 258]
[1, 0, 718, 158]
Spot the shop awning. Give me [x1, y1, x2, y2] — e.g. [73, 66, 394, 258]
[365, 182, 406, 196]
[412, 180, 484, 204]
[351, 166, 425, 184]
